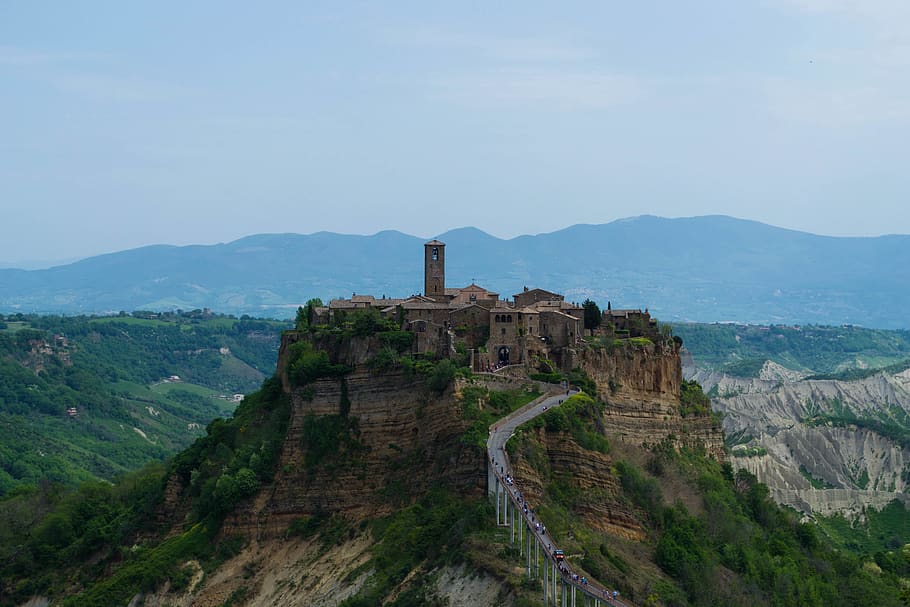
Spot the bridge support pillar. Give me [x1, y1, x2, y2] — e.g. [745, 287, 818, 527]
[487, 460, 495, 498]
[518, 517, 525, 558]
[494, 478, 500, 525]
[552, 561, 557, 605]
[526, 525, 532, 578]
[543, 555, 549, 606]
[510, 498, 515, 544]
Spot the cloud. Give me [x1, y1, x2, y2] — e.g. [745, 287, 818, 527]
[431, 68, 642, 111]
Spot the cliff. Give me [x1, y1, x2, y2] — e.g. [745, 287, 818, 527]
[513, 428, 646, 541]
[82, 330, 723, 606]
[580, 339, 725, 460]
[692, 364, 910, 518]
[219, 331, 484, 538]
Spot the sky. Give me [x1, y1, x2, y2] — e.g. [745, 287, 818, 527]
[2, 1, 909, 266]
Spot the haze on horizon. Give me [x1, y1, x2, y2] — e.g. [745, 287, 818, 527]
[2, 1, 909, 266]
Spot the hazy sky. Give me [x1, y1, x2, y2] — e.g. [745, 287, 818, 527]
[2, 1, 909, 265]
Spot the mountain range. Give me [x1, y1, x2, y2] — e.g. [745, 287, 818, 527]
[2, 215, 908, 328]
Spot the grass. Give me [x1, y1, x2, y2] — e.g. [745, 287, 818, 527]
[150, 381, 222, 398]
[0, 321, 30, 333]
[816, 500, 910, 554]
[88, 316, 172, 327]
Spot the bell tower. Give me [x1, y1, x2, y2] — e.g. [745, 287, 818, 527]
[424, 240, 446, 299]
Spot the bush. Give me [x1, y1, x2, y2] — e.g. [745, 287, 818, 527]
[378, 330, 414, 353]
[679, 379, 710, 418]
[427, 359, 455, 395]
[287, 341, 351, 386]
[300, 414, 364, 470]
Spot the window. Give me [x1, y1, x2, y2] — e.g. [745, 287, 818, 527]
[432, 247, 438, 261]
[507, 315, 512, 323]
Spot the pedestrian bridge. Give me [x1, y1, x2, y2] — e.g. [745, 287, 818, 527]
[487, 387, 629, 607]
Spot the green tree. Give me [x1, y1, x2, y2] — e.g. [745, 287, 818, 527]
[582, 299, 601, 332]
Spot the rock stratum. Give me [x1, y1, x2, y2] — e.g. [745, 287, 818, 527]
[690, 362, 910, 518]
[141, 330, 720, 606]
[581, 340, 725, 461]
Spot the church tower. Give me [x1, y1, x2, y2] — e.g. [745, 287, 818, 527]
[424, 240, 446, 299]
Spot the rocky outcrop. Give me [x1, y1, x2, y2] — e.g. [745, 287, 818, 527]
[222, 365, 483, 539]
[581, 340, 725, 460]
[513, 427, 646, 541]
[695, 366, 910, 517]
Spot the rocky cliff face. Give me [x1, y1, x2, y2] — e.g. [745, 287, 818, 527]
[513, 428, 647, 541]
[691, 364, 910, 518]
[223, 368, 483, 539]
[168, 332, 720, 604]
[581, 340, 725, 460]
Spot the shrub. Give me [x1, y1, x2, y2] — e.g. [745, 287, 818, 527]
[427, 359, 455, 395]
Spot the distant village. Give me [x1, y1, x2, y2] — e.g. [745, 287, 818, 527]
[312, 240, 658, 371]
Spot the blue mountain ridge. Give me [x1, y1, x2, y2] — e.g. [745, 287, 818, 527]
[1, 215, 907, 328]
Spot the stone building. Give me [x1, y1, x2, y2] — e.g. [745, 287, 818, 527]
[326, 239, 589, 371]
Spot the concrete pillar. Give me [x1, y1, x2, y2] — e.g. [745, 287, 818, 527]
[552, 562, 557, 605]
[535, 537, 540, 579]
[562, 580, 567, 606]
[494, 478, 500, 525]
[543, 556, 549, 606]
[527, 527, 536, 579]
[571, 584, 576, 607]
[509, 499, 515, 544]
[519, 519, 523, 556]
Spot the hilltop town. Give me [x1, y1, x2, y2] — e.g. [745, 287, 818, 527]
[312, 240, 659, 372]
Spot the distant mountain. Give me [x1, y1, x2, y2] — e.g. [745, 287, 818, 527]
[1, 215, 908, 328]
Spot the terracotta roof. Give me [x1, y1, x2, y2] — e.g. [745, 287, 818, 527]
[531, 300, 580, 311]
[514, 287, 561, 298]
[451, 303, 490, 314]
[540, 310, 579, 321]
[397, 302, 452, 310]
[606, 309, 642, 317]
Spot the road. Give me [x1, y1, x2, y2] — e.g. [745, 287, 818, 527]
[487, 388, 631, 606]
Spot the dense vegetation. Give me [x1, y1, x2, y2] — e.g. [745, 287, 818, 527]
[674, 323, 910, 376]
[6, 311, 910, 605]
[507, 400, 908, 606]
[0, 312, 288, 496]
[0, 373, 290, 606]
[336, 488, 491, 607]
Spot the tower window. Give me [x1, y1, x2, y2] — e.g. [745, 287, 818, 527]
[432, 247, 438, 261]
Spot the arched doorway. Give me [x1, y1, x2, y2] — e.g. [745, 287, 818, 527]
[497, 346, 511, 365]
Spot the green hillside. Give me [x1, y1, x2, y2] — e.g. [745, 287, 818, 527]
[0, 312, 289, 496]
[674, 323, 910, 376]
[3, 378, 908, 606]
